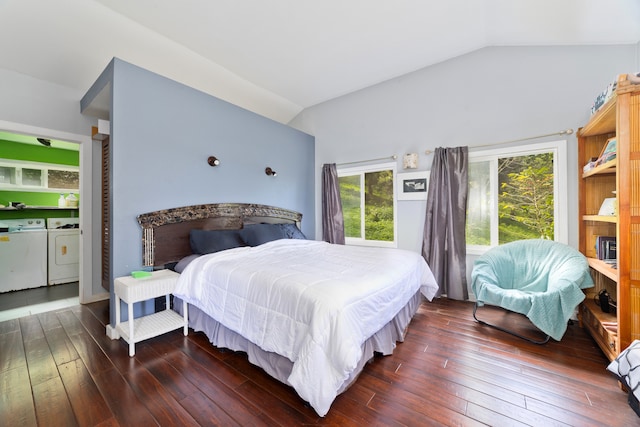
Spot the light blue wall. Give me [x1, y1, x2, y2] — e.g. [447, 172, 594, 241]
[105, 59, 314, 323]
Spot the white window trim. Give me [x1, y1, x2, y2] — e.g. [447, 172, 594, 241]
[338, 161, 398, 248]
[466, 139, 568, 255]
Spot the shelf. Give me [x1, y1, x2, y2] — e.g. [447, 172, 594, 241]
[0, 206, 78, 211]
[116, 309, 185, 343]
[577, 74, 640, 360]
[579, 94, 618, 137]
[587, 257, 618, 282]
[580, 299, 618, 362]
[582, 159, 617, 178]
[113, 269, 186, 356]
[578, 77, 633, 138]
[579, 77, 640, 138]
[582, 215, 617, 223]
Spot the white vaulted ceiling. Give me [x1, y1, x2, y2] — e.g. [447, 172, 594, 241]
[0, 0, 638, 123]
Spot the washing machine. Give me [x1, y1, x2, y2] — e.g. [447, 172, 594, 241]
[0, 218, 48, 292]
[47, 217, 80, 285]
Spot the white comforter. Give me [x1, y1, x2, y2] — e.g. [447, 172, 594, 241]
[174, 239, 438, 416]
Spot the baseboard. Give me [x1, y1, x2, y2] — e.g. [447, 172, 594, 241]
[81, 292, 110, 304]
[106, 324, 120, 339]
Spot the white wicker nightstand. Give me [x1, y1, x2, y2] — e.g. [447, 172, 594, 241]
[113, 269, 188, 356]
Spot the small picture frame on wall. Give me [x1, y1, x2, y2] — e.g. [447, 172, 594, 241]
[397, 171, 429, 200]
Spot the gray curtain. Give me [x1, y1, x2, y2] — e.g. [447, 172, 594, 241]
[322, 163, 345, 244]
[422, 147, 469, 300]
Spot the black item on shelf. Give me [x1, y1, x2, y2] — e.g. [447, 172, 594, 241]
[599, 290, 611, 313]
[595, 289, 617, 314]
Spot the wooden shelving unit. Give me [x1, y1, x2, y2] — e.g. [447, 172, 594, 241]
[580, 298, 618, 361]
[578, 74, 640, 361]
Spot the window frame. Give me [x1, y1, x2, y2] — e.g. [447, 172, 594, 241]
[337, 161, 398, 248]
[466, 139, 568, 255]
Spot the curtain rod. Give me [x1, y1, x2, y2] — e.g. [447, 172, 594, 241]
[336, 155, 397, 166]
[423, 129, 574, 155]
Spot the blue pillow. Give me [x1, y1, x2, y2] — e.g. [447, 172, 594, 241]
[280, 223, 307, 240]
[239, 223, 306, 246]
[174, 254, 201, 273]
[189, 229, 246, 254]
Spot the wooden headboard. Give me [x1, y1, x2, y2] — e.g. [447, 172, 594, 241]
[136, 203, 303, 267]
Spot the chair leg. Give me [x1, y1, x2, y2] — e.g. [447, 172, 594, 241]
[473, 302, 550, 345]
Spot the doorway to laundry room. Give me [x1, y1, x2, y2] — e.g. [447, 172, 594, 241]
[0, 131, 80, 321]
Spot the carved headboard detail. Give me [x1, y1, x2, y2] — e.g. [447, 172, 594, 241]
[136, 203, 303, 267]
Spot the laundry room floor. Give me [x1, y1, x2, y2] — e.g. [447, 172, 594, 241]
[0, 282, 78, 321]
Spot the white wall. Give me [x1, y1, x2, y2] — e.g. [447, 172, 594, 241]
[291, 45, 639, 255]
[0, 68, 94, 135]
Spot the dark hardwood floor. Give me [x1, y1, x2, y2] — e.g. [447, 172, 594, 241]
[0, 282, 79, 311]
[1, 297, 637, 426]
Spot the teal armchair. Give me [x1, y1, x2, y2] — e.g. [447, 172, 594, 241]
[471, 239, 594, 343]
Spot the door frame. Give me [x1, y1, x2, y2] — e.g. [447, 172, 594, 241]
[0, 119, 101, 304]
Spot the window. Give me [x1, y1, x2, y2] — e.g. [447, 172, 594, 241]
[338, 162, 397, 247]
[466, 140, 567, 253]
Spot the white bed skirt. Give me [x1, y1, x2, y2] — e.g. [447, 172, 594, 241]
[174, 291, 422, 399]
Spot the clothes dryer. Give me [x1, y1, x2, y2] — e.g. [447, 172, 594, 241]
[47, 217, 80, 285]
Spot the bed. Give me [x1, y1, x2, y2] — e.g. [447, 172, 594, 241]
[136, 203, 439, 416]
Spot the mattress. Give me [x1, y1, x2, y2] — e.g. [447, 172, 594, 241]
[174, 290, 422, 406]
[173, 239, 438, 415]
